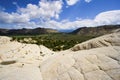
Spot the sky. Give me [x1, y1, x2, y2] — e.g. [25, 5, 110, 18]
[0, 0, 120, 31]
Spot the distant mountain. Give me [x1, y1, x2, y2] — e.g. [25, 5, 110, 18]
[0, 28, 58, 35]
[71, 25, 120, 36]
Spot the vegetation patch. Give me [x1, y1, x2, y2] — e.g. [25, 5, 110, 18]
[11, 33, 97, 51]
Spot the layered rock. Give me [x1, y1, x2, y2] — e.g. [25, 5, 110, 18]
[71, 32, 120, 51]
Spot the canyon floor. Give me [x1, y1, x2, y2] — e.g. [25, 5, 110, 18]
[0, 30, 120, 80]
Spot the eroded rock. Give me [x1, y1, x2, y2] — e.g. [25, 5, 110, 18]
[0, 32, 120, 80]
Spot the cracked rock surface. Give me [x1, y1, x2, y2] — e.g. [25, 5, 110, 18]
[0, 32, 120, 80]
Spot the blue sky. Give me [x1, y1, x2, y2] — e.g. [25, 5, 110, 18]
[0, 0, 120, 31]
[61, 0, 120, 20]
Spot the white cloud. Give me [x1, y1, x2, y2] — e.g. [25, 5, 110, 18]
[0, 12, 30, 23]
[44, 19, 97, 30]
[85, 0, 92, 3]
[40, 10, 120, 30]
[65, 0, 92, 5]
[15, 22, 40, 29]
[66, 0, 79, 6]
[0, 0, 63, 24]
[0, 0, 120, 31]
[18, 1, 62, 20]
[1, 10, 120, 30]
[39, 1, 62, 19]
[94, 10, 120, 25]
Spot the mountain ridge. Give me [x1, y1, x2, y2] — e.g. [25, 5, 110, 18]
[71, 25, 120, 36]
[0, 25, 120, 35]
[0, 27, 58, 35]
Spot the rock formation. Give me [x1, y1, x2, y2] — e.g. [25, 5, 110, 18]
[71, 31, 120, 51]
[0, 31, 120, 80]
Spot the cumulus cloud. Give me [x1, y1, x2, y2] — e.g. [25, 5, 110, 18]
[0, 0, 63, 24]
[85, 0, 92, 3]
[0, 12, 29, 23]
[94, 10, 120, 25]
[19, 1, 62, 20]
[65, 0, 92, 5]
[66, 0, 79, 6]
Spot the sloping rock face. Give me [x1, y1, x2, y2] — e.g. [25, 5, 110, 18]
[0, 36, 54, 80]
[0, 39, 54, 65]
[40, 46, 120, 80]
[0, 32, 120, 80]
[71, 32, 120, 51]
[40, 32, 120, 80]
[0, 36, 11, 44]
